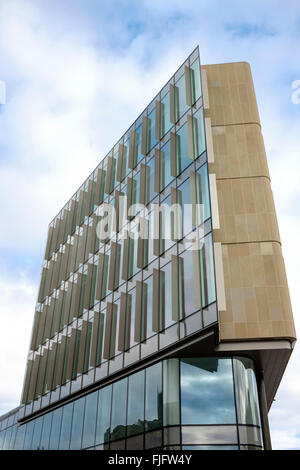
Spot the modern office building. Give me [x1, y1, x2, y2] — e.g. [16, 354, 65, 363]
[0, 47, 296, 450]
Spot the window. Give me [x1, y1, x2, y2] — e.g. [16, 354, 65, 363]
[181, 358, 236, 425]
[175, 74, 189, 120]
[161, 92, 172, 138]
[111, 378, 128, 441]
[31, 416, 43, 450]
[127, 370, 145, 436]
[96, 385, 112, 445]
[233, 357, 261, 426]
[160, 140, 173, 191]
[145, 362, 162, 431]
[148, 108, 158, 151]
[59, 402, 73, 450]
[176, 123, 191, 175]
[70, 396, 85, 449]
[40, 412, 52, 450]
[190, 58, 202, 104]
[163, 359, 180, 426]
[82, 391, 98, 448]
[49, 407, 63, 450]
[193, 107, 206, 158]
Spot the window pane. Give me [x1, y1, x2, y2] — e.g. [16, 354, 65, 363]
[49, 408, 63, 450]
[178, 178, 192, 236]
[143, 276, 153, 340]
[161, 263, 174, 330]
[111, 378, 128, 441]
[193, 107, 206, 158]
[135, 123, 143, 166]
[70, 396, 85, 449]
[145, 362, 163, 431]
[233, 357, 261, 426]
[23, 420, 34, 449]
[163, 359, 180, 426]
[196, 163, 211, 222]
[175, 74, 189, 119]
[31, 416, 43, 450]
[82, 391, 98, 448]
[95, 308, 106, 366]
[59, 402, 73, 450]
[180, 250, 198, 317]
[96, 384, 112, 445]
[203, 233, 216, 306]
[176, 123, 191, 175]
[160, 140, 173, 190]
[127, 370, 145, 436]
[148, 108, 157, 151]
[181, 358, 236, 425]
[40, 412, 52, 450]
[14, 424, 26, 450]
[127, 288, 137, 349]
[161, 92, 172, 138]
[190, 58, 202, 103]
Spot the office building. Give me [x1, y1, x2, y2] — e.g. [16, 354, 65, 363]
[0, 47, 296, 450]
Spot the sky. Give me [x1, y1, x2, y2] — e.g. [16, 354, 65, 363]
[0, 0, 299, 450]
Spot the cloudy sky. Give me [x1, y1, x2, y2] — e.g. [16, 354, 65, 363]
[0, 0, 299, 449]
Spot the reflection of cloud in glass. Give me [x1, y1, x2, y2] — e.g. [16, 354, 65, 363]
[181, 358, 236, 425]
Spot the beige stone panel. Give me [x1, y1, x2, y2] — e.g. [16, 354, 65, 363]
[201, 62, 260, 127]
[219, 244, 296, 341]
[219, 308, 233, 323]
[220, 322, 235, 339]
[230, 288, 246, 323]
[216, 178, 281, 244]
[250, 255, 266, 287]
[244, 288, 259, 323]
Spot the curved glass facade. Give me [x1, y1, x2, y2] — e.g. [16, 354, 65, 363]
[0, 356, 263, 450]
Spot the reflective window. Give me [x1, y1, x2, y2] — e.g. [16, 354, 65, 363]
[163, 359, 180, 426]
[70, 396, 85, 449]
[178, 178, 192, 236]
[175, 74, 189, 120]
[179, 250, 198, 317]
[196, 163, 211, 222]
[135, 124, 143, 166]
[233, 357, 261, 426]
[23, 420, 34, 450]
[127, 370, 145, 436]
[190, 58, 202, 104]
[160, 263, 174, 330]
[181, 358, 236, 425]
[49, 407, 63, 450]
[202, 233, 216, 307]
[127, 287, 137, 349]
[148, 108, 157, 151]
[145, 362, 163, 431]
[40, 412, 52, 450]
[14, 424, 26, 450]
[193, 107, 206, 158]
[31, 416, 43, 450]
[111, 378, 128, 441]
[161, 92, 172, 138]
[96, 385, 112, 445]
[160, 140, 173, 191]
[142, 275, 153, 340]
[82, 391, 98, 448]
[59, 402, 73, 450]
[176, 123, 191, 175]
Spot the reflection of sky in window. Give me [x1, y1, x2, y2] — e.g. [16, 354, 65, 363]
[181, 358, 236, 425]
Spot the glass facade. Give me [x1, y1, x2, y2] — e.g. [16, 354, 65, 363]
[19, 46, 219, 421]
[0, 357, 263, 450]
